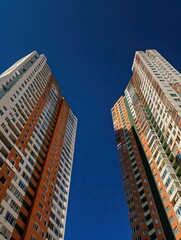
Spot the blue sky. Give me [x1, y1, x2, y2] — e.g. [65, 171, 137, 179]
[0, 1, 181, 239]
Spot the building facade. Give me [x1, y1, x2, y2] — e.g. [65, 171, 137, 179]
[111, 50, 181, 240]
[0, 51, 77, 240]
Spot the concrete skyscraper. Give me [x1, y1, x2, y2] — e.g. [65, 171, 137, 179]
[0, 51, 77, 240]
[112, 50, 181, 240]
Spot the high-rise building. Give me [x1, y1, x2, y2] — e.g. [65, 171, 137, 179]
[111, 50, 181, 240]
[0, 51, 77, 240]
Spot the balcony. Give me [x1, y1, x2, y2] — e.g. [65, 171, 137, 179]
[165, 146, 171, 156]
[173, 198, 181, 212]
[142, 201, 148, 208]
[136, 179, 142, 185]
[9, 133, 17, 144]
[146, 218, 152, 226]
[0, 145, 9, 158]
[160, 134, 164, 143]
[8, 121, 20, 137]
[148, 228, 155, 236]
[135, 172, 140, 178]
[168, 152, 174, 162]
[172, 159, 178, 169]
[144, 209, 150, 216]
[179, 176, 181, 183]
[138, 186, 144, 192]
[162, 140, 168, 149]
[0, 153, 5, 169]
[176, 166, 181, 177]
[140, 193, 146, 200]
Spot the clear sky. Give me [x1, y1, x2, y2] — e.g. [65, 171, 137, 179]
[0, 1, 181, 239]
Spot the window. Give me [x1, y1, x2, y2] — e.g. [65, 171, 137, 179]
[10, 159, 16, 165]
[36, 212, 42, 220]
[0, 109, 4, 115]
[43, 184, 48, 192]
[141, 219, 144, 225]
[41, 193, 46, 200]
[22, 172, 30, 183]
[132, 224, 139, 233]
[173, 227, 179, 235]
[31, 236, 37, 240]
[169, 216, 174, 223]
[25, 164, 32, 174]
[169, 138, 173, 145]
[19, 180, 26, 191]
[41, 231, 45, 238]
[174, 98, 181, 102]
[33, 223, 39, 232]
[158, 228, 162, 234]
[39, 202, 44, 209]
[45, 177, 50, 184]
[0, 176, 6, 184]
[176, 204, 181, 218]
[161, 169, 168, 180]
[166, 206, 170, 213]
[28, 157, 34, 167]
[134, 236, 141, 240]
[9, 184, 23, 202]
[10, 199, 20, 213]
[0, 205, 4, 214]
[5, 211, 16, 226]
[152, 209, 156, 214]
[165, 177, 171, 188]
[0, 226, 11, 239]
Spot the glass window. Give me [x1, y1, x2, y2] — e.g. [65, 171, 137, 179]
[173, 227, 178, 235]
[5, 211, 16, 226]
[169, 216, 174, 223]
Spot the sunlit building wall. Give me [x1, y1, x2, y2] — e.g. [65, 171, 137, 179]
[0, 51, 77, 240]
[112, 50, 181, 240]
